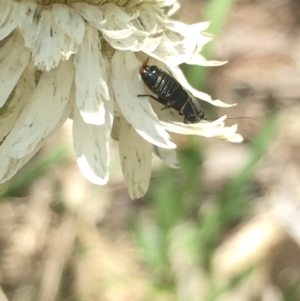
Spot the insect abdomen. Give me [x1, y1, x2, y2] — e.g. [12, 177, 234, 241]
[139, 58, 204, 123]
[151, 71, 188, 109]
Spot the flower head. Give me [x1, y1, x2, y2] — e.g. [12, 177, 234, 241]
[0, 0, 243, 199]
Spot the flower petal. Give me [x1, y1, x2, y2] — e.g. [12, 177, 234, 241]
[154, 147, 180, 169]
[1, 59, 74, 158]
[185, 54, 227, 67]
[73, 100, 113, 185]
[111, 50, 176, 149]
[164, 115, 227, 129]
[0, 0, 19, 40]
[0, 65, 35, 141]
[131, 13, 161, 37]
[101, 3, 139, 23]
[0, 32, 31, 108]
[119, 117, 152, 199]
[31, 10, 63, 71]
[72, 2, 106, 27]
[100, 6, 162, 51]
[0, 95, 73, 183]
[162, 19, 210, 35]
[74, 24, 109, 125]
[143, 40, 178, 64]
[102, 27, 133, 39]
[160, 120, 244, 143]
[104, 33, 162, 52]
[99, 5, 135, 39]
[52, 4, 85, 47]
[168, 5, 180, 17]
[18, 5, 43, 49]
[19, 0, 37, 24]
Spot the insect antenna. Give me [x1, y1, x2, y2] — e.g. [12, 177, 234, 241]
[204, 116, 254, 121]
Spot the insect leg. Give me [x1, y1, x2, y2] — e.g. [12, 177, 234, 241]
[157, 96, 172, 111]
[137, 94, 161, 102]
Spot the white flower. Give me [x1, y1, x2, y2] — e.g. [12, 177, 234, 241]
[0, 0, 243, 199]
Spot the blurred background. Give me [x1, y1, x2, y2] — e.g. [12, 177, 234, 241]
[1, 0, 300, 300]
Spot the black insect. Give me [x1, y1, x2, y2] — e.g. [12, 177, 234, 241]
[138, 58, 204, 124]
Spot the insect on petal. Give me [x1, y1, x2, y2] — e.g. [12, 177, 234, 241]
[111, 50, 176, 149]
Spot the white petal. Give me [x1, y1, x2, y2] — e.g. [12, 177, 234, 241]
[0, 65, 35, 141]
[207, 124, 244, 143]
[226, 132, 244, 143]
[31, 10, 63, 71]
[19, 0, 37, 24]
[2, 60, 74, 158]
[131, 9, 161, 36]
[0, 0, 19, 39]
[143, 41, 179, 66]
[154, 147, 180, 169]
[102, 27, 133, 39]
[74, 24, 109, 125]
[72, 2, 106, 27]
[162, 115, 227, 131]
[73, 100, 113, 185]
[119, 118, 152, 199]
[165, 2, 180, 17]
[0, 98, 73, 183]
[160, 120, 243, 142]
[101, 3, 139, 23]
[102, 8, 162, 51]
[99, 3, 136, 39]
[164, 21, 210, 35]
[103, 34, 150, 51]
[111, 50, 176, 149]
[52, 4, 85, 50]
[144, 22, 212, 66]
[139, 34, 163, 52]
[185, 54, 227, 67]
[0, 32, 31, 108]
[169, 66, 236, 108]
[147, 32, 211, 67]
[19, 6, 43, 49]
